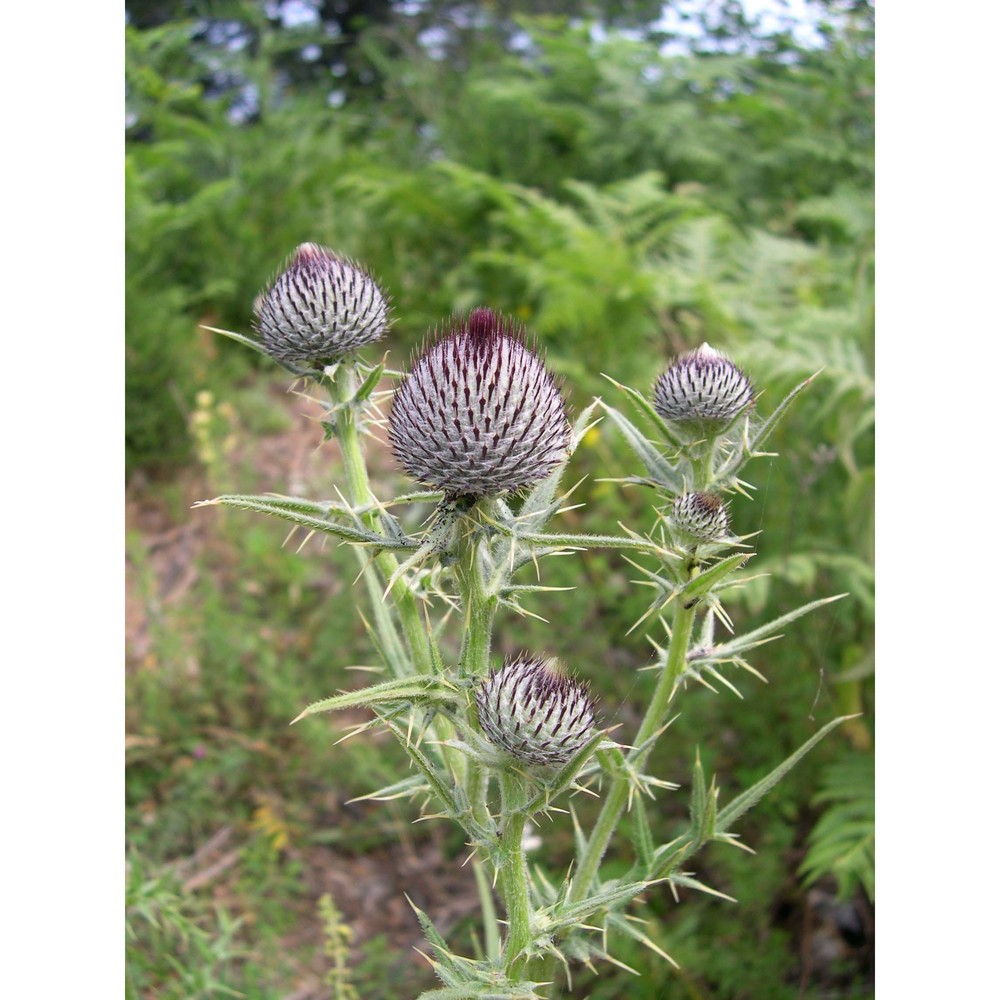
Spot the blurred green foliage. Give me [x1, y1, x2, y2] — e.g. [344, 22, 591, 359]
[126, 3, 873, 996]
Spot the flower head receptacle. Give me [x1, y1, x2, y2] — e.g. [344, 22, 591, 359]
[254, 243, 389, 366]
[653, 344, 754, 429]
[477, 657, 596, 767]
[388, 308, 570, 499]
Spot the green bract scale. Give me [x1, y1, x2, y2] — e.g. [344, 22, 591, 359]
[653, 343, 754, 426]
[388, 308, 570, 498]
[254, 243, 389, 365]
[671, 491, 729, 541]
[477, 657, 596, 766]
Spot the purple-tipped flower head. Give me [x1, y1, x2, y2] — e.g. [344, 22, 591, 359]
[477, 657, 597, 766]
[653, 343, 753, 426]
[254, 243, 389, 365]
[671, 491, 729, 541]
[388, 309, 570, 498]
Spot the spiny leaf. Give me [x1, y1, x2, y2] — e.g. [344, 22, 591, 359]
[195, 494, 416, 549]
[716, 715, 854, 832]
[599, 403, 683, 492]
[291, 676, 460, 724]
[601, 374, 683, 448]
[679, 553, 751, 603]
[697, 593, 848, 663]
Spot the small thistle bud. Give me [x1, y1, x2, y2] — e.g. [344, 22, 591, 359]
[477, 657, 596, 767]
[388, 308, 570, 498]
[671, 491, 729, 541]
[254, 243, 389, 365]
[653, 343, 753, 426]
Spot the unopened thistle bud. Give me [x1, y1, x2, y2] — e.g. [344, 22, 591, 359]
[388, 308, 570, 498]
[671, 491, 729, 541]
[653, 343, 753, 427]
[477, 657, 596, 767]
[254, 243, 389, 365]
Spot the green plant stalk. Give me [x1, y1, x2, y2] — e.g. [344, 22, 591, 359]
[329, 363, 432, 676]
[569, 592, 698, 904]
[695, 436, 716, 486]
[498, 771, 532, 976]
[455, 513, 498, 679]
[454, 512, 499, 828]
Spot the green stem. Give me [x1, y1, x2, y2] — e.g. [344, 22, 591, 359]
[330, 363, 432, 676]
[455, 512, 498, 679]
[695, 433, 717, 489]
[453, 510, 499, 829]
[569, 592, 697, 904]
[498, 771, 532, 976]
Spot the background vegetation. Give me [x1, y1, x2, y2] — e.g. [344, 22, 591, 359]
[125, 2, 874, 996]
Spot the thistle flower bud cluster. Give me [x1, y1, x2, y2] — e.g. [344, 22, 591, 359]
[254, 243, 389, 365]
[476, 657, 596, 766]
[388, 308, 570, 498]
[653, 343, 753, 427]
[671, 491, 729, 541]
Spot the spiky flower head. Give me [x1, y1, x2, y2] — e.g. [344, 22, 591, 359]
[671, 491, 729, 541]
[253, 243, 389, 366]
[653, 343, 753, 427]
[477, 657, 597, 767]
[388, 308, 570, 498]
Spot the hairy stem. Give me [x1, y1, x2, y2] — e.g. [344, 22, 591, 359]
[569, 591, 697, 903]
[455, 512, 498, 679]
[454, 510, 499, 829]
[498, 771, 532, 976]
[330, 363, 432, 675]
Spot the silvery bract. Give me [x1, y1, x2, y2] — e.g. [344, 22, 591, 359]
[388, 308, 570, 498]
[671, 491, 729, 541]
[477, 656, 596, 766]
[254, 243, 389, 365]
[653, 343, 754, 426]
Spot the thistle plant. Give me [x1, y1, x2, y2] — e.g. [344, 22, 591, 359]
[199, 244, 851, 998]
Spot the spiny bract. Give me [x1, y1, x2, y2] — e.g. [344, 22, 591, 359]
[653, 343, 754, 426]
[388, 308, 570, 498]
[254, 243, 389, 365]
[477, 657, 596, 767]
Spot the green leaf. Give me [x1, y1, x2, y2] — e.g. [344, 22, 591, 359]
[600, 404, 683, 493]
[195, 494, 417, 549]
[199, 324, 315, 377]
[382, 717, 459, 816]
[799, 752, 874, 901]
[697, 593, 848, 662]
[629, 794, 656, 878]
[524, 730, 608, 813]
[602, 375, 683, 447]
[353, 361, 385, 402]
[548, 879, 661, 932]
[347, 773, 430, 804]
[680, 553, 751, 603]
[291, 676, 460, 723]
[716, 715, 852, 833]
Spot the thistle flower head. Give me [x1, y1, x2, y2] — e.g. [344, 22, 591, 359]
[671, 491, 729, 541]
[254, 243, 389, 365]
[477, 656, 597, 767]
[653, 343, 753, 426]
[388, 308, 570, 498]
